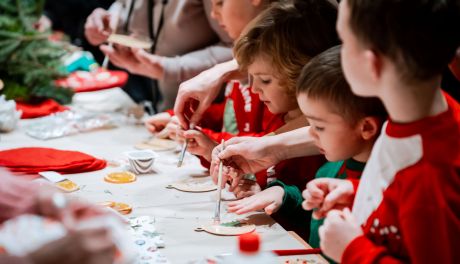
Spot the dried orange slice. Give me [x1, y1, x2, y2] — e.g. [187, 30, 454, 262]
[56, 179, 79, 192]
[98, 201, 132, 215]
[104, 171, 136, 184]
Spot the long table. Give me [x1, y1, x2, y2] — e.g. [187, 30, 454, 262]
[1, 103, 327, 264]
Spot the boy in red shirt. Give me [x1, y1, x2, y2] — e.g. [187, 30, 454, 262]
[302, 0, 460, 262]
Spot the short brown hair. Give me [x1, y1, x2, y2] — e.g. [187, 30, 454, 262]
[234, 0, 339, 95]
[347, 0, 460, 82]
[297, 45, 387, 124]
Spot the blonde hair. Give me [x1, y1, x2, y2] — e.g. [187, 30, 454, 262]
[234, 0, 339, 95]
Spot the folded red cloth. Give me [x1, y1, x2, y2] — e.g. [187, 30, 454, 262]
[55, 69, 128, 93]
[0, 147, 106, 175]
[16, 99, 68, 119]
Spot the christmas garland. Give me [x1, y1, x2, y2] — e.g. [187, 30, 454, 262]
[0, 0, 73, 104]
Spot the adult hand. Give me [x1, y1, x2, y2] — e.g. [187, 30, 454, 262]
[84, 8, 112, 46]
[302, 178, 355, 219]
[26, 226, 116, 264]
[131, 48, 165, 80]
[174, 59, 240, 129]
[227, 186, 283, 215]
[210, 136, 283, 180]
[319, 208, 363, 262]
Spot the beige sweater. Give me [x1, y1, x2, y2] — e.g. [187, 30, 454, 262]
[111, 0, 233, 110]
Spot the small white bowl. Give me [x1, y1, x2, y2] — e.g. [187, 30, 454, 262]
[124, 150, 158, 174]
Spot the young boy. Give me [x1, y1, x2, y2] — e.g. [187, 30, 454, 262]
[302, 0, 460, 262]
[227, 46, 387, 246]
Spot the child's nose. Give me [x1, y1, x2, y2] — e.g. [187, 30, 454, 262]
[251, 83, 261, 94]
[308, 126, 318, 139]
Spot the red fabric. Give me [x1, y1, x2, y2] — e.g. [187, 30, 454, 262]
[16, 99, 68, 119]
[0, 148, 107, 176]
[342, 94, 460, 263]
[55, 69, 128, 93]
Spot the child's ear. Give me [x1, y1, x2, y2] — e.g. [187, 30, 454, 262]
[251, 0, 263, 7]
[364, 50, 382, 83]
[359, 116, 381, 140]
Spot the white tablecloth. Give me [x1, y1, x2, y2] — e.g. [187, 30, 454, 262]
[1, 91, 326, 263]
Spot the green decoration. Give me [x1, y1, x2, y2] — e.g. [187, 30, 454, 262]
[0, 0, 73, 104]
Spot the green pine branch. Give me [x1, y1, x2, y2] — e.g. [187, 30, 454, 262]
[0, 0, 73, 104]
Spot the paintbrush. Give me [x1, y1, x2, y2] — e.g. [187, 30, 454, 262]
[177, 123, 195, 167]
[101, 7, 122, 69]
[213, 139, 225, 224]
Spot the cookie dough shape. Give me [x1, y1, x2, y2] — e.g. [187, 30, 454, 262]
[104, 171, 137, 184]
[135, 138, 178, 152]
[107, 34, 152, 49]
[166, 177, 217, 193]
[195, 221, 256, 236]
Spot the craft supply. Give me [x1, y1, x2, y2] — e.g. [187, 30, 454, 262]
[107, 34, 153, 50]
[166, 177, 217, 193]
[25, 111, 116, 140]
[221, 232, 277, 264]
[135, 138, 178, 152]
[284, 259, 309, 264]
[104, 171, 137, 184]
[98, 201, 133, 215]
[55, 69, 128, 93]
[0, 95, 21, 132]
[127, 216, 169, 263]
[39, 171, 80, 192]
[213, 139, 225, 224]
[102, 7, 123, 68]
[195, 220, 255, 236]
[124, 150, 158, 174]
[273, 248, 322, 256]
[177, 124, 195, 167]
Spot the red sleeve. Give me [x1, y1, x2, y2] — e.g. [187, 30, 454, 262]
[165, 109, 174, 116]
[199, 101, 225, 132]
[164, 100, 225, 131]
[349, 179, 360, 193]
[342, 236, 402, 264]
[342, 163, 460, 263]
[198, 155, 211, 170]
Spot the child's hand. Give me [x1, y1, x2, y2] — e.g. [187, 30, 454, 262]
[144, 112, 171, 134]
[232, 179, 261, 199]
[302, 178, 354, 219]
[210, 162, 244, 189]
[162, 116, 181, 140]
[319, 208, 363, 262]
[181, 129, 217, 161]
[227, 186, 284, 215]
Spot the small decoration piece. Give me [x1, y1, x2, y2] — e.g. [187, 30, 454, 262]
[166, 177, 217, 193]
[107, 34, 153, 49]
[195, 220, 256, 236]
[127, 216, 169, 263]
[135, 138, 178, 152]
[38, 171, 79, 193]
[104, 171, 137, 184]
